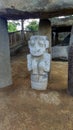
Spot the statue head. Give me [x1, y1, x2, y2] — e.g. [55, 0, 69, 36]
[28, 35, 49, 56]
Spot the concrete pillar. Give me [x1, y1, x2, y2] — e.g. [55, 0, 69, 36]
[21, 19, 24, 42]
[68, 26, 73, 95]
[39, 19, 52, 53]
[0, 18, 12, 88]
[39, 19, 52, 80]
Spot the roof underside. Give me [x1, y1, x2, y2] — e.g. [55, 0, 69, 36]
[0, 0, 73, 19]
[0, 8, 73, 20]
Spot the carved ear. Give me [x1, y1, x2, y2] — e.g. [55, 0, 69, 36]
[45, 40, 49, 49]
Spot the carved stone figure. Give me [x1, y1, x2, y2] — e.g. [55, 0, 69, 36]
[27, 35, 51, 90]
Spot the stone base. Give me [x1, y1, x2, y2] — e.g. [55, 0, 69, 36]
[30, 74, 48, 90]
[31, 80, 48, 90]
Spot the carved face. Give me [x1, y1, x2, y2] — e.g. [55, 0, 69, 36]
[28, 36, 49, 56]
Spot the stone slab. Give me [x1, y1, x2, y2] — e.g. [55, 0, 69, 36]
[0, 18, 12, 88]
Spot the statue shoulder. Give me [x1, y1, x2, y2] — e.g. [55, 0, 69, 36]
[44, 53, 51, 60]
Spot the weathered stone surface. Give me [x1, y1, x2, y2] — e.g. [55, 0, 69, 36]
[0, 0, 73, 19]
[27, 36, 51, 90]
[51, 17, 73, 27]
[52, 46, 68, 60]
[0, 0, 73, 12]
[0, 18, 12, 88]
[68, 26, 73, 96]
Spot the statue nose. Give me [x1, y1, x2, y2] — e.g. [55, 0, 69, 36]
[34, 43, 38, 49]
[35, 46, 39, 50]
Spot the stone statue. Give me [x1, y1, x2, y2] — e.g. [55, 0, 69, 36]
[27, 35, 51, 90]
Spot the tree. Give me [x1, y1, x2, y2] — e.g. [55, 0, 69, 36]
[25, 21, 39, 31]
[8, 22, 17, 32]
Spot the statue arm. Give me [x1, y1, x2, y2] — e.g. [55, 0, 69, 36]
[44, 53, 51, 72]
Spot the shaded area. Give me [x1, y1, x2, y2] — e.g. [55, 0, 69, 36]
[0, 8, 73, 20]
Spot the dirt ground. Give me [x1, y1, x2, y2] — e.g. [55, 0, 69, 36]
[0, 53, 73, 130]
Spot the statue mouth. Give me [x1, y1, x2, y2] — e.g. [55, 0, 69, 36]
[33, 49, 41, 53]
[32, 50, 43, 54]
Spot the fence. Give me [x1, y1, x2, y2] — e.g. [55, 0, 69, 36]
[8, 30, 37, 55]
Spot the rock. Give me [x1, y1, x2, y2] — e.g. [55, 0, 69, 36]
[52, 46, 68, 60]
[0, 0, 73, 19]
[0, 18, 12, 88]
[51, 16, 73, 27]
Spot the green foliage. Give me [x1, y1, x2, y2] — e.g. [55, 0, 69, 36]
[26, 21, 39, 31]
[8, 22, 17, 32]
